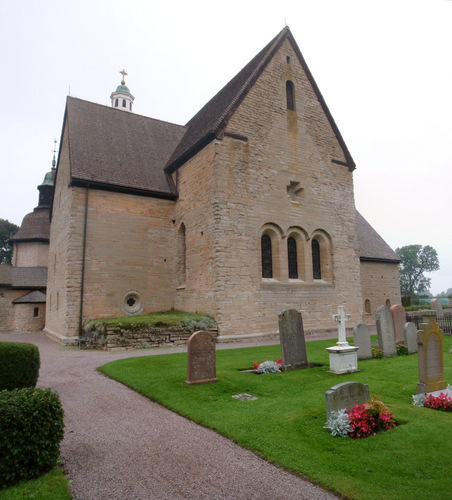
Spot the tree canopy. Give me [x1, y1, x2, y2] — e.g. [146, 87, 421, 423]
[395, 244, 440, 295]
[0, 219, 19, 265]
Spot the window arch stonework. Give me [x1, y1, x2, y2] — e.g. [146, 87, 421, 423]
[286, 80, 295, 111]
[310, 231, 333, 282]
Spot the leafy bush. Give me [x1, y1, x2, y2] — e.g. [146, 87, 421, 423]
[324, 397, 397, 439]
[323, 409, 351, 437]
[0, 342, 40, 390]
[0, 387, 65, 488]
[401, 295, 412, 307]
[255, 360, 282, 374]
[372, 347, 384, 359]
[397, 344, 408, 355]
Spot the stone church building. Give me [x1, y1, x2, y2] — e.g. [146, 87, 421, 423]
[41, 27, 400, 343]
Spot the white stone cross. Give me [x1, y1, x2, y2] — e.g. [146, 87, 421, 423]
[333, 306, 351, 347]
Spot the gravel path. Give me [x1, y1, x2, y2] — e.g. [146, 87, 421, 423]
[1, 332, 338, 500]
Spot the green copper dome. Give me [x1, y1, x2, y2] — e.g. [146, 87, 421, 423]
[39, 168, 56, 187]
[115, 84, 130, 94]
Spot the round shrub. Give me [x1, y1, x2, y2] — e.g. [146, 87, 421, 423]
[0, 342, 40, 390]
[0, 387, 65, 488]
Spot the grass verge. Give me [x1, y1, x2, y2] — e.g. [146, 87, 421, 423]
[0, 467, 72, 500]
[98, 336, 452, 500]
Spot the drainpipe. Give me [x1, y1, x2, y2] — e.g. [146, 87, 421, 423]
[78, 184, 89, 346]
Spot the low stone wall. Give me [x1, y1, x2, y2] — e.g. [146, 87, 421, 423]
[85, 327, 218, 351]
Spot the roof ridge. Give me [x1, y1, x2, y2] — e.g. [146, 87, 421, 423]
[212, 26, 290, 134]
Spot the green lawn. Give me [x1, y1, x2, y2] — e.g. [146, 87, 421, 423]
[99, 336, 452, 500]
[0, 468, 72, 500]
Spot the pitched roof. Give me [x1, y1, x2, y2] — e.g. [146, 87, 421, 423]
[356, 211, 400, 263]
[10, 207, 50, 242]
[13, 290, 46, 304]
[0, 266, 47, 288]
[166, 26, 355, 173]
[64, 97, 187, 197]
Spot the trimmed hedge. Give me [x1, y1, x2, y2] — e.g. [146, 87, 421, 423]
[0, 342, 40, 390]
[0, 387, 65, 488]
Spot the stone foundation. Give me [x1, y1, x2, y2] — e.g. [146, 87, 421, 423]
[84, 327, 218, 351]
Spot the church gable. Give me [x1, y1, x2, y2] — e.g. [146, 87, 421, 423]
[166, 26, 354, 174]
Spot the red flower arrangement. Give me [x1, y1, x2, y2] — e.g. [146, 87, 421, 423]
[424, 392, 452, 412]
[347, 398, 397, 438]
[253, 356, 283, 370]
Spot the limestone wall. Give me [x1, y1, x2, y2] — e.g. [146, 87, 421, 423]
[12, 303, 46, 332]
[205, 38, 363, 336]
[0, 289, 23, 332]
[13, 242, 49, 268]
[46, 124, 177, 340]
[45, 125, 74, 339]
[360, 260, 401, 324]
[172, 142, 218, 318]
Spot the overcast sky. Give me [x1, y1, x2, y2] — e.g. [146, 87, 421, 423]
[1, 0, 450, 295]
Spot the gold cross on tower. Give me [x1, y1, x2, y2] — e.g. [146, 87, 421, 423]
[120, 69, 128, 85]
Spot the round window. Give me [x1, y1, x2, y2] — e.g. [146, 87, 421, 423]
[121, 291, 144, 315]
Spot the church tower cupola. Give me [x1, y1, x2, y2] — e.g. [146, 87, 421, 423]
[110, 69, 135, 112]
[38, 141, 57, 208]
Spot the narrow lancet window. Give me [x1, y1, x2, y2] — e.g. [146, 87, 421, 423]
[286, 81, 295, 110]
[261, 235, 273, 278]
[312, 239, 321, 279]
[288, 237, 298, 279]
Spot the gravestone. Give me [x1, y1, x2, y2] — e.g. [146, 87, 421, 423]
[376, 305, 397, 356]
[278, 309, 308, 371]
[353, 323, 372, 360]
[417, 312, 446, 394]
[390, 304, 406, 343]
[430, 298, 444, 319]
[186, 330, 218, 385]
[326, 306, 359, 374]
[325, 382, 370, 420]
[404, 322, 418, 354]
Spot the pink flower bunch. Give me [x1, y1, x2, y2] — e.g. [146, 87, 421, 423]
[347, 398, 397, 438]
[253, 356, 283, 370]
[424, 393, 452, 412]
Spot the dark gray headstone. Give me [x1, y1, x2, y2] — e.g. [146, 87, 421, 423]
[353, 323, 372, 360]
[390, 304, 406, 343]
[278, 309, 308, 371]
[186, 331, 218, 385]
[325, 382, 370, 420]
[376, 305, 397, 356]
[404, 322, 418, 354]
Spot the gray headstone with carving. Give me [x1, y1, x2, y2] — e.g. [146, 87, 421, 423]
[278, 309, 308, 371]
[325, 382, 370, 420]
[376, 305, 397, 356]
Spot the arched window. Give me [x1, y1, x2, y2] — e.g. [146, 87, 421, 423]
[365, 299, 371, 314]
[122, 99, 126, 108]
[385, 299, 391, 308]
[312, 239, 321, 279]
[33, 307, 39, 318]
[287, 237, 298, 279]
[261, 235, 273, 278]
[115, 99, 119, 107]
[177, 224, 186, 286]
[286, 81, 295, 111]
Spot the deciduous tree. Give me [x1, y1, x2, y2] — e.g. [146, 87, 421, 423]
[395, 244, 440, 295]
[0, 219, 19, 265]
